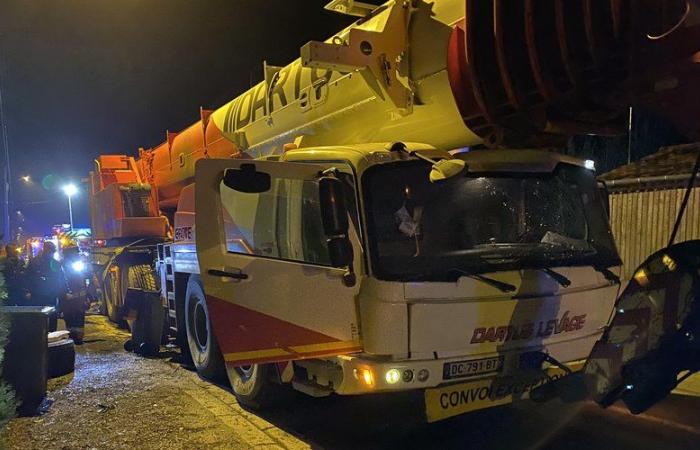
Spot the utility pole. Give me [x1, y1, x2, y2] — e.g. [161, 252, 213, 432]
[67, 192, 74, 231]
[0, 38, 11, 243]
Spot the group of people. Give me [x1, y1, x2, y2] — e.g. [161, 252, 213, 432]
[1, 241, 85, 343]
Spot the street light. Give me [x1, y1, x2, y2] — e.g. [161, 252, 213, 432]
[62, 183, 78, 231]
[20, 175, 30, 183]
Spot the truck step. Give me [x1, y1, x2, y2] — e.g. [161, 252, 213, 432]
[291, 379, 333, 398]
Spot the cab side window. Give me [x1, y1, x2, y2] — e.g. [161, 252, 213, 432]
[300, 181, 330, 265]
[220, 174, 342, 266]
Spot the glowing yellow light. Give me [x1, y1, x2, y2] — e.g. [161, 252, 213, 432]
[356, 368, 374, 387]
[662, 254, 677, 272]
[633, 268, 650, 287]
[385, 369, 401, 385]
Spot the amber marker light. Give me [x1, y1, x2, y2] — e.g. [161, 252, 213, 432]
[633, 268, 650, 287]
[354, 368, 375, 388]
[662, 254, 677, 272]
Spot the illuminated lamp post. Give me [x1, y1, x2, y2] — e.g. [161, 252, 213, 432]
[62, 183, 78, 231]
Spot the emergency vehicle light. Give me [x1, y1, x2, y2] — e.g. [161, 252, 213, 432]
[71, 260, 86, 273]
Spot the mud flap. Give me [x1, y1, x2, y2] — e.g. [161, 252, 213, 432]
[532, 240, 700, 414]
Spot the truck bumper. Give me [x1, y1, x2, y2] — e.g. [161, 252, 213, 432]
[322, 352, 585, 396]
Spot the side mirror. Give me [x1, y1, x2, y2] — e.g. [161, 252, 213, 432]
[319, 175, 356, 286]
[327, 236, 353, 268]
[319, 176, 349, 237]
[223, 164, 271, 193]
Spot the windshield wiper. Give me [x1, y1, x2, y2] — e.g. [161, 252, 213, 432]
[449, 268, 517, 293]
[537, 268, 572, 288]
[595, 266, 621, 284]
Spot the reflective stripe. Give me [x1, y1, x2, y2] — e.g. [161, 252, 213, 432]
[223, 348, 290, 363]
[223, 340, 361, 364]
[288, 340, 361, 354]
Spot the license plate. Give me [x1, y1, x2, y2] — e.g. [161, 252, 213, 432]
[425, 365, 578, 422]
[443, 356, 503, 380]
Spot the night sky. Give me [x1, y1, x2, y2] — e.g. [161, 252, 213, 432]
[0, 0, 686, 238]
[0, 0, 369, 236]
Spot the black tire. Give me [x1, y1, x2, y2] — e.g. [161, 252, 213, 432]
[47, 338, 75, 378]
[103, 266, 122, 324]
[105, 262, 158, 327]
[124, 339, 135, 352]
[128, 264, 159, 291]
[93, 273, 107, 316]
[136, 341, 160, 357]
[228, 363, 284, 410]
[184, 276, 226, 381]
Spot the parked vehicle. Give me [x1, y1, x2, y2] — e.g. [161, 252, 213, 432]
[86, 0, 699, 421]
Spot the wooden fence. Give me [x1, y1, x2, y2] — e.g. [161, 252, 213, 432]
[608, 183, 700, 280]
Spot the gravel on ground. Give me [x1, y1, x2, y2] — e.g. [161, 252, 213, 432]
[0, 315, 308, 450]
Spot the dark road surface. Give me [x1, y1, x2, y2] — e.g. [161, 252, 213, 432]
[2, 316, 698, 449]
[260, 384, 700, 449]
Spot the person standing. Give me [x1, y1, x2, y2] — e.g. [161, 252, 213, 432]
[0, 243, 28, 305]
[61, 245, 88, 344]
[26, 241, 66, 332]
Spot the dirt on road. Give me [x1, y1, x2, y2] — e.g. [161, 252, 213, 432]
[0, 315, 307, 450]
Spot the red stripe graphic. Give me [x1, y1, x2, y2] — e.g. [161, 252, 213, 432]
[206, 295, 343, 357]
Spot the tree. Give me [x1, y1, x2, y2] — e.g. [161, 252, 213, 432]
[0, 258, 16, 428]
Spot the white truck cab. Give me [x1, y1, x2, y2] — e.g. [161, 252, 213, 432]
[189, 143, 621, 421]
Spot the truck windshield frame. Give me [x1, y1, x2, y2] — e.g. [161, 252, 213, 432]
[361, 159, 621, 282]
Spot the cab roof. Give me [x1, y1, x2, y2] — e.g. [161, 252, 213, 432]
[281, 143, 588, 173]
[455, 149, 588, 173]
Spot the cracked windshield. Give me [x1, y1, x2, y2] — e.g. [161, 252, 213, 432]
[363, 160, 619, 281]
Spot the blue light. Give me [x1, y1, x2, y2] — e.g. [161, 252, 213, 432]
[71, 260, 86, 273]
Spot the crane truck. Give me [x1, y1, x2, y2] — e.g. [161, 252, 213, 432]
[88, 0, 700, 422]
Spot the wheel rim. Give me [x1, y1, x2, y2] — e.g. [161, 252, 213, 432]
[235, 365, 255, 383]
[193, 300, 209, 350]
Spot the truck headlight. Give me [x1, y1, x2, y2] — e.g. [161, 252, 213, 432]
[417, 369, 430, 382]
[385, 369, 401, 385]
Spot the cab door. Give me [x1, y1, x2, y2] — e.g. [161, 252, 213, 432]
[195, 158, 362, 367]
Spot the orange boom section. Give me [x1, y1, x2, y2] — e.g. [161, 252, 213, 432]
[89, 109, 239, 240]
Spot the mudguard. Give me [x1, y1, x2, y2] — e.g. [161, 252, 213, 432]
[533, 240, 700, 413]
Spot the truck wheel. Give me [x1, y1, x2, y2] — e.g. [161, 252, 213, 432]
[185, 276, 226, 381]
[104, 266, 122, 324]
[228, 363, 281, 410]
[127, 264, 159, 291]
